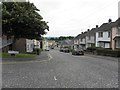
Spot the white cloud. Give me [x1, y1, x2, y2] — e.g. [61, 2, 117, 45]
[30, 0, 119, 37]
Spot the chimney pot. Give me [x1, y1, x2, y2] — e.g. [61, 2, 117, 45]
[108, 19, 112, 23]
[96, 25, 98, 28]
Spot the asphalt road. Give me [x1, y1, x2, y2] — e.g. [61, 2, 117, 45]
[2, 49, 118, 88]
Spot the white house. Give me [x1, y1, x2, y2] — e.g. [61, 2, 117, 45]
[14, 38, 41, 53]
[85, 27, 98, 48]
[33, 39, 40, 49]
[73, 34, 80, 50]
[26, 39, 34, 53]
[95, 20, 114, 48]
[73, 32, 86, 50]
[43, 39, 49, 50]
[78, 33, 86, 50]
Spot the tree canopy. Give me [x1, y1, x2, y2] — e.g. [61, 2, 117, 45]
[2, 2, 49, 40]
[47, 36, 74, 42]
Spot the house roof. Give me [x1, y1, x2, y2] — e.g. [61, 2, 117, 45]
[114, 18, 120, 26]
[73, 18, 120, 40]
[74, 34, 81, 39]
[77, 32, 87, 39]
[97, 22, 116, 32]
[60, 40, 72, 45]
[85, 28, 98, 36]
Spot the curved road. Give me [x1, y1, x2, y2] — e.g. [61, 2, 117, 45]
[2, 49, 118, 88]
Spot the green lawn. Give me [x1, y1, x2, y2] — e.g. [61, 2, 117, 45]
[0, 52, 37, 58]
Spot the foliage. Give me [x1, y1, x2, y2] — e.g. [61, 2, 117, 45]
[2, 2, 49, 40]
[1, 52, 36, 58]
[48, 36, 74, 42]
[86, 47, 96, 52]
[33, 48, 42, 55]
[96, 48, 120, 57]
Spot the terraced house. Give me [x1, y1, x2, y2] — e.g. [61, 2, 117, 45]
[111, 18, 120, 50]
[73, 32, 86, 50]
[85, 25, 98, 49]
[95, 19, 114, 48]
[73, 18, 120, 50]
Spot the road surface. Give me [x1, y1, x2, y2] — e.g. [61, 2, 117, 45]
[2, 49, 118, 88]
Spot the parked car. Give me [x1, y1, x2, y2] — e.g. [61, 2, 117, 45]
[60, 47, 64, 52]
[45, 47, 50, 51]
[64, 48, 70, 53]
[51, 47, 54, 49]
[72, 49, 84, 55]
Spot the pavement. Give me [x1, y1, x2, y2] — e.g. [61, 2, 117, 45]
[2, 49, 118, 88]
[85, 53, 119, 61]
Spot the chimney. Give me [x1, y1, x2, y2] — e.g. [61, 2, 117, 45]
[81, 32, 83, 34]
[108, 19, 112, 23]
[87, 29, 90, 31]
[96, 25, 98, 28]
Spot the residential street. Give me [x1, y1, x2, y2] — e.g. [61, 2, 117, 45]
[2, 49, 118, 88]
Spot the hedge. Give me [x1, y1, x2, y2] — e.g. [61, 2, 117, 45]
[33, 48, 42, 55]
[86, 47, 96, 52]
[96, 48, 120, 57]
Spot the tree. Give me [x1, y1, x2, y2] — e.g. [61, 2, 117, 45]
[2, 2, 49, 40]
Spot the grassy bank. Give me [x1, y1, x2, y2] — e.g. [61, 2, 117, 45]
[0, 53, 37, 58]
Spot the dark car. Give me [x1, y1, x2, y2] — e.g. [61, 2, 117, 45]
[60, 47, 64, 52]
[64, 48, 70, 53]
[72, 49, 84, 55]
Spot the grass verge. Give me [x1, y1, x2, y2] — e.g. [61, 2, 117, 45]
[1, 52, 37, 58]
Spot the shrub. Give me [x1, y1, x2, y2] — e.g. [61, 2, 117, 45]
[33, 48, 42, 55]
[96, 48, 120, 57]
[86, 47, 96, 52]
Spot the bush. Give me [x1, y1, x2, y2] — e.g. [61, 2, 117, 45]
[86, 47, 96, 52]
[33, 48, 42, 55]
[96, 48, 120, 57]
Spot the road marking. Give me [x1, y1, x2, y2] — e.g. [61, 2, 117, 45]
[1, 54, 53, 65]
[54, 76, 57, 81]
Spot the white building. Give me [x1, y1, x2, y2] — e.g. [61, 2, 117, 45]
[26, 39, 34, 53]
[95, 20, 114, 48]
[85, 26, 98, 49]
[43, 39, 49, 50]
[73, 33, 86, 50]
[33, 39, 40, 49]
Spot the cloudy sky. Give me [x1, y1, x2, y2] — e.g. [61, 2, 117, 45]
[29, 0, 119, 37]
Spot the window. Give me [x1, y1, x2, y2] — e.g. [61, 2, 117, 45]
[108, 32, 110, 38]
[81, 38, 83, 42]
[31, 44, 33, 48]
[99, 42, 104, 48]
[27, 45, 29, 50]
[118, 27, 120, 35]
[98, 32, 103, 37]
[88, 36, 91, 40]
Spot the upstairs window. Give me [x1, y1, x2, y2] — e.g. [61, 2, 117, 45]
[108, 32, 110, 38]
[81, 38, 83, 42]
[98, 32, 103, 37]
[118, 27, 120, 35]
[88, 36, 91, 40]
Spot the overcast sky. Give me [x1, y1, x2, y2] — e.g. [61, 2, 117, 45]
[30, 0, 119, 37]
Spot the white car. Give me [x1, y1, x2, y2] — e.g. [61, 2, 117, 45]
[45, 47, 50, 51]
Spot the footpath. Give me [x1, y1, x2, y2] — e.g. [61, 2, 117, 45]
[85, 52, 119, 61]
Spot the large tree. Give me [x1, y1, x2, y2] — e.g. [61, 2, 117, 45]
[2, 2, 49, 40]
